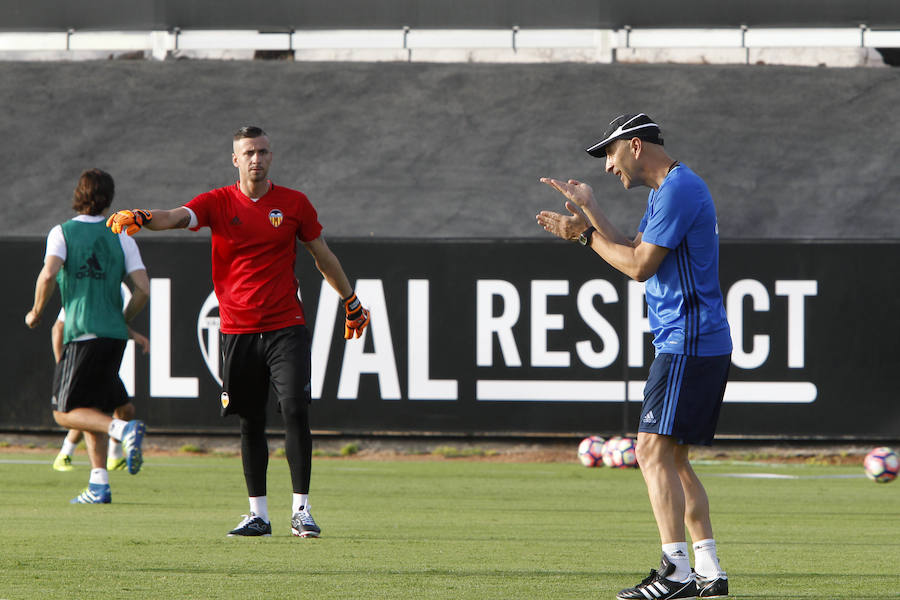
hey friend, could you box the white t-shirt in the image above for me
[45,214,145,273]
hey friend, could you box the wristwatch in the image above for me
[578,226,595,246]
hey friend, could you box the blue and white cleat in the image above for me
[121,420,146,475]
[70,483,111,504]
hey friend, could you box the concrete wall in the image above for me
[3,60,898,240]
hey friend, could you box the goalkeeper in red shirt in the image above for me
[108,126,370,538]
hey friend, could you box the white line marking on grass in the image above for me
[716,473,798,479]
[692,459,780,467]
[708,472,866,480]
[0,459,210,468]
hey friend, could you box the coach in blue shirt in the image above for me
[537,114,732,600]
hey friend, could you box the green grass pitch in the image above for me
[0,452,897,599]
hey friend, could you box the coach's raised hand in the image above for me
[106,209,153,236]
[539,178,597,210]
[342,292,370,339]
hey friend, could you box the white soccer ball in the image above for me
[609,436,639,469]
[601,436,621,468]
[864,447,899,483]
[577,435,605,467]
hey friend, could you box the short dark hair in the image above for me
[72,169,115,216]
[233,126,267,141]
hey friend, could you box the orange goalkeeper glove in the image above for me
[343,292,370,339]
[106,209,152,236]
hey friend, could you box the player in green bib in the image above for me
[26,169,150,504]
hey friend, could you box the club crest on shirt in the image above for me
[268,209,284,228]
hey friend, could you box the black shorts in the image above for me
[639,353,731,446]
[219,325,312,419]
[51,338,129,414]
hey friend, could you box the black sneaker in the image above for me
[290,507,321,538]
[227,513,271,537]
[616,554,697,600]
[696,573,728,598]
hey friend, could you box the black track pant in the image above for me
[221,325,313,497]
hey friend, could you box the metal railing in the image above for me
[0,26,897,64]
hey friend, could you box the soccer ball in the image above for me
[863,447,899,483]
[601,436,621,467]
[577,436,606,467]
[609,436,639,469]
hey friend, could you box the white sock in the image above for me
[249,496,269,522]
[292,493,309,514]
[89,468,109,485]
[61,439,77,456]
[693,538,724,578]
[108,438,123,460]
[662,542,692,582]
[108,419,128,441]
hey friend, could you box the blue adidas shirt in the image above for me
[638,164,732,356]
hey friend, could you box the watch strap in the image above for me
[578,226,596,246]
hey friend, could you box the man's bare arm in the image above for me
[123,269,150,322]
[538,177,668,281]
[142,207,192,231]
[25,255,64,328]
[302,236,354,299]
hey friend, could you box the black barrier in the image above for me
[4,237,899,440]
[4,0,900,31]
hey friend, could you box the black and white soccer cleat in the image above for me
[616,554,698,600]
